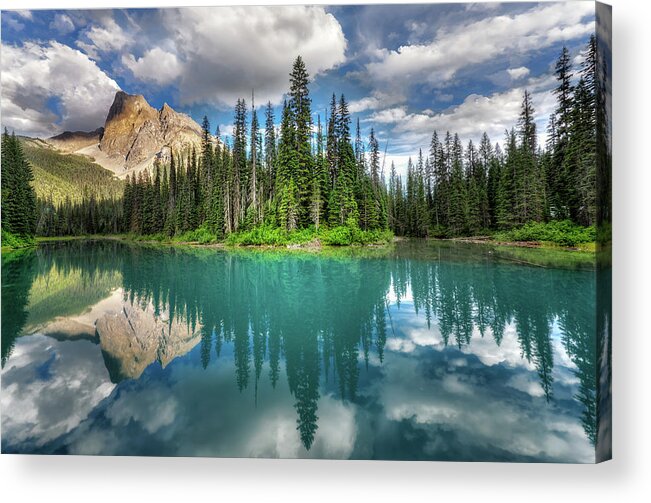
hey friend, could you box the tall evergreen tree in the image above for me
[232,98,248,230]
[288,56,313,226]
[1,130,37,237]
[264,102,277,199]
[549,46,574,219]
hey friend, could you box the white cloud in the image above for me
[379,353,594,462]
[145,6,346,107]
[4,16,25,32]
[106,387,178,434]
[14,10,33,20]
[76,15,133,60]
[1,335,115,449]
[349,89,406,113]
[368,71,558,171]
[507,66,530,80]
[435,92,454,102]
[50,13,75,35]
[122,47,182,86]
[366,2,594,87]
[349,96,382,114]
[217,124,236,140]
[1,41,120,137]
[365,107,408,124]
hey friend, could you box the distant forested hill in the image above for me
[20,137,124,205]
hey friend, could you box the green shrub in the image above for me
[226,224,393,247]
[1,229,35,249]
[351,227,394,245]
[494,220,596,247]
[226,225,289,246]
[429,225,449,239]
[322,226,352,246]
[286,227,317,245]
[173,226,219,244]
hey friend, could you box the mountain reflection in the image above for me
[2,240,598,452]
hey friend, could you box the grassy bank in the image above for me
[24,221,596,257]
[1,230,36,252]
[491,220,596,249]
[124,224,394,248]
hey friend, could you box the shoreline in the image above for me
[444,236,596,253]
[1,233,597,255]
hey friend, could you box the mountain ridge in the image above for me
[46,90,204,179]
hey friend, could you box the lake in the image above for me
[1,239,599,461]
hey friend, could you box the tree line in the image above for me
[4,38,599,243]
[388,35,599,238]
[121,56,389,238]
[121,39,598,241]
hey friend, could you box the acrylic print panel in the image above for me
[0,2,612,462]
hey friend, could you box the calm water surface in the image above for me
[1,240,598,461]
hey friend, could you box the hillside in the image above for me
[20,137,124,205]
[48,128,104,153]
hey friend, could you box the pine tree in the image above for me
[164,151,177,236]
[448,135,468,235]
[200,115,214,224]
[288,56,313,226]
[515,90,543,223]
[566,35,597,226]
[326,93,339,190]
[496,130,518,229]
[328,94,358,227]
[232,98,248,230]
[549,46,574,220]
[264,102,277,200]
[249,92,261,224]
[310,114,328,228]
[1,130,37,237]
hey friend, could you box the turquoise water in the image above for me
[1,240,598,461]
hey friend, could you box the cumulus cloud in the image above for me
[377,351,594,462]
[366,71,558,170]
[1,41,120,136]
[349,90,406,113]
[76,15,133,60]
[13,10,33,20]
[349,96,383,114]
[61,356,357,458]
[365,106,408,124]
[365,2,594,86]
[507,66,530,80]
[1,335,115,450]
[117,6,346,107]
[50,13,75,34]
[3,14,26,32]
[122,47,182,86]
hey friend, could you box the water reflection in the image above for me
[1,240,601,460]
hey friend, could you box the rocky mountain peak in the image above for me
[105,91,156,125]
[96,90,203,175]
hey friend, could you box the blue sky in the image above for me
[1,3,596,174]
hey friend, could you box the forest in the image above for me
[2,36,600,249]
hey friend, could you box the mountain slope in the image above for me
[20,137,124,205]
[48,128,104,153]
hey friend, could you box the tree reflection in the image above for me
[1,250,37,367]
[2,241,598,450]
[2,240,124,367]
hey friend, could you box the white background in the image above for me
[1,0,649,501]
